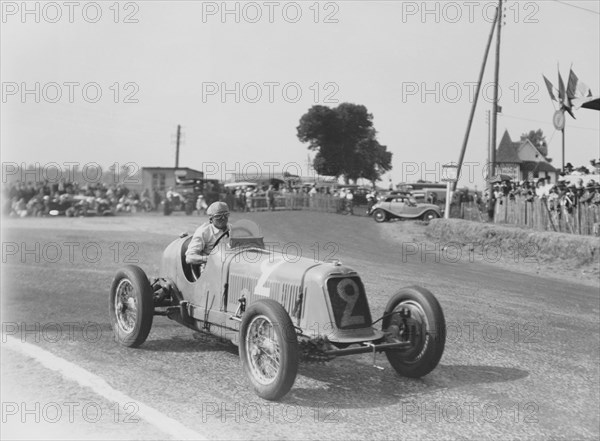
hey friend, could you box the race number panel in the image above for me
[326,277,372,329]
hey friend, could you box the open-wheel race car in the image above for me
[109,220,446,401]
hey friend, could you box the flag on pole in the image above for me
[558,70,575,118]
[543,75,556,101]
[567,69,578,99]
[558,71,566,102]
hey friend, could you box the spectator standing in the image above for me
[266,185,276,211]
[345,189,354,215]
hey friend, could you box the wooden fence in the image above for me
[223,193,599,236]
[450,198,600,236]
[492,198,600,236]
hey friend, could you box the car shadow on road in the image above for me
[139,330,240,355]
[289,362,529,409]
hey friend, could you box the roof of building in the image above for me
[520,161,557,173]
[496,130,555,171]
[496,131,522,163]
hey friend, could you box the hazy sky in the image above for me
[1,0,599,188]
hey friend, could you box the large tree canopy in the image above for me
[296,103,392,184]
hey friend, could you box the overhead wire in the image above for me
[551,0,600,15]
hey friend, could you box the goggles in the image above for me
[212,213,229,221]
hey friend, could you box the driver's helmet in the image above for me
[207,201,230,218]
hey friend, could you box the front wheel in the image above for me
[382,286,445,377]
[109,265,154,347]
[239,299,298,401]
[373,209,387,223]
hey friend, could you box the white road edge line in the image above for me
[3,336,205,441]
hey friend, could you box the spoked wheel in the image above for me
[373,209,388,223]
[109,265,154,347]
[239,299,298,401]
[382,286,445,377]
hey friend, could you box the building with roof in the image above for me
[141,167,204,194]
[495,130,558,182]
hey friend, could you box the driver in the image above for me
[185,201,232,266]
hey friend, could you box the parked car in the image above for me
[369,194,441,222]
[109,220,446,401]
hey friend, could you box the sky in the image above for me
[1,0,599,189]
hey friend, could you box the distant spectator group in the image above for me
[2,180,151,218]
[222,184,369,215]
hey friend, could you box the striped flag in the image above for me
[567,69,578,99]
[543,75,556,101]
[558,71,566,102]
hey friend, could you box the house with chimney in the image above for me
[495,130,558,182]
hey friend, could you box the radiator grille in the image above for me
[228,273,302,317]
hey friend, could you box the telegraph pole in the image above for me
[490,0,503,182]
[452,4,498,192]
[487,110,491,168]
[175,124,181,168]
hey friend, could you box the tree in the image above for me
[296,103,392,185]
[521,129,548,157]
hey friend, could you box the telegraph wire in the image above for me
[500,113,600,131]
[552,0,600,15]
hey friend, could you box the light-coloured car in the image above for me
[109,220,446,401]
[369,194,441,222]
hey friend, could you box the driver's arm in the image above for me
[185,227,209,265]
[186,253,208,265]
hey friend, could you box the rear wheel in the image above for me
[382,286,445,377]
[239,299,298,401]
[109,265,154,347]
[373,209,387,223]
[422,210,439,221]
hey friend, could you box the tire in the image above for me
[422,210,439,221]
[109,265,154,348]
[373,209,388,223]
[239,299,298,401]
[381,286,445,378]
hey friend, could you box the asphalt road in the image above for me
[1,211,599,440]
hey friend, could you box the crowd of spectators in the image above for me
[223,184,369,214]
[2,180,153,217]
[478,172,600,227]
[486,176,600,211]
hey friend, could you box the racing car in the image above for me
[109,220,446,400]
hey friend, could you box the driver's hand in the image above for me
[186,254,208,265]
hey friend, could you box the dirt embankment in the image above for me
[425,219,600,285]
